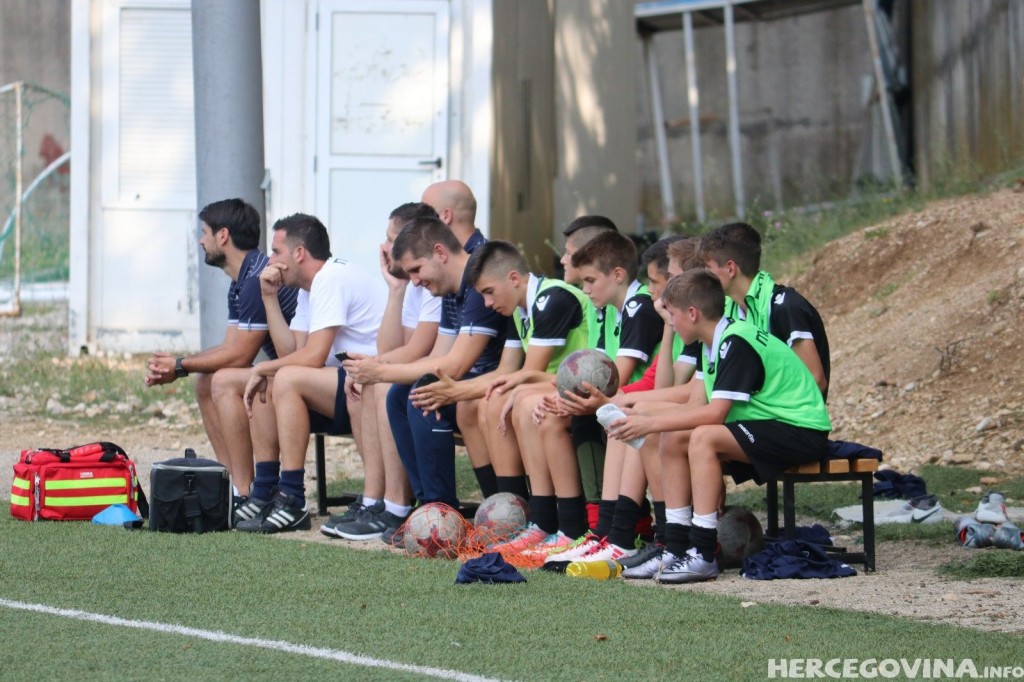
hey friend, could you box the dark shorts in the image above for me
[570,414,606,446]
[307,367,352,436]
[723,420,830,485]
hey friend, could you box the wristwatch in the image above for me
[174,357,189,378]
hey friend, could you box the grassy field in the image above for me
[0,514,1022,681]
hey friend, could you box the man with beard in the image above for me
[144,198,299,499]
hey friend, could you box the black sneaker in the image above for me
[319,499,366,537]
[234,494,276,530]
[331,501,409,541]
[381,525,405,549]
[256,492,311,534]
[618,542,665,570]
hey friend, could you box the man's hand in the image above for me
[379,241,406,292]
[144,352,176,386]
[344,373,362,402]
[410,368,459,412]
[259,262,287,298]
[242,368,269,418]
[611,390,638,409]
[342,353,383,385]
[654,297,672,325]
[484,373,522,400]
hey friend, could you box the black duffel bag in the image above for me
[149,448,231,533]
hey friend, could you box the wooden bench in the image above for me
[313,431,470,517]
[764,456,880,572]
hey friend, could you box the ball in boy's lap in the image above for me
[556,349,619,400]
[404,503,467,559]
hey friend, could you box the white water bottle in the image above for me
[596,403,646,450]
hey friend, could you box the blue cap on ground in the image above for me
[92,504,143,528]
[456,552,527,584]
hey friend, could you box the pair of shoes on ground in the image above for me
[955,492,1022,550]
[235,490,311,534]
[540,533,636,565]
[320,499,407,542]
[620,546,719,583]
[876,494,944,524]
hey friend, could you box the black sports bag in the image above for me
[149,448,231,533]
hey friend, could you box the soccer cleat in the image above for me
[234,494,274,525]
[657,547,719,584]
[544,533,600,564]
[621,546,667,580]
[976,492,1009,525]
[326,501,408,541]
[957,520,997,548]
[488,523,548,555]
[319,499,366,537]
[575,538,637,563]
[619,542,665,570]
[520,532,575,560]
[255,492,311,534]
[909,494,944,524]
[992,524,1024,551]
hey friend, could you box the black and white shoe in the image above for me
[256,492,311,534]
[234,493,275,526]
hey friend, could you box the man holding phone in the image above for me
[230,213,386,533]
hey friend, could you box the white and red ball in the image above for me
[403,503,466,559]
[556,348,619,400]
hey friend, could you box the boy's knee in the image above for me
[193,372,213,399]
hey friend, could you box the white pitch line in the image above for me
[0,598,503,682]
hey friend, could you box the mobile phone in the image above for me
[334,351,350,363]
[412,372,440,390]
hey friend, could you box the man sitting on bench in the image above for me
[605,269,832,583]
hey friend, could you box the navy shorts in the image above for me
[723,420,829,485]
[307,367,352,436]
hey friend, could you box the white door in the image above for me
[315,0,449,274]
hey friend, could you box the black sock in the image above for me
[665,522,691,559]
[595,499,615,538]
[557,495,589,539]
[690,525,718,562]
[496,475,530,501]
[529,495,558,534]
[608,495,643,549]
[653,501,667,544]
[473,465,498,499]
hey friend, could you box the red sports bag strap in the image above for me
[67,442,128,462]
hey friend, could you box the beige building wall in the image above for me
[554,0,637,244]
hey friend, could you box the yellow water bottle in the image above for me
[566,560,622,580]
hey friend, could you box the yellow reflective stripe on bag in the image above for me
[44,494,129,507]
[10,494,30,507]
[12,477,30,490]
[44,478,127,491]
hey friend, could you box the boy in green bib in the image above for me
[606,269,831,583]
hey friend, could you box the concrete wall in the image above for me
[554,0,637,241]
[490,0,557,272]
[638,3,872,224]
[912,0,1024,189]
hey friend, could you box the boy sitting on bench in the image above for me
[606,269,832,583]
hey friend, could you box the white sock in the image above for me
[384,499,411,517]
[362,496,379,507]
[666,506,693,526]
[693,511,718,529]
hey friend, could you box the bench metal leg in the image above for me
[765,479,779,537]
[861,473,876,572]
[782,477,797,538]
[315,433,329,516]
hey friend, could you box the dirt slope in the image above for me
[787,187,1024,474]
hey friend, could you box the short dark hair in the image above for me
[668,237,702,270]
[698,222,762,275]
[392,215,463,261]
[563,214,619,237]
[570,230,638,281]
[389,202,438,225]
[198,198,261,251]
[465,240,528,287]
[662,268,724,319]
[272,213,332,261]
[641,235,688,277]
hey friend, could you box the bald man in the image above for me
[421,180,480,248]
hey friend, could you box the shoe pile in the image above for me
[956,492,1022,551]
[876,494,944,524]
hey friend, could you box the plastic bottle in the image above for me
[565,560,623,580]
[595,404,646,450]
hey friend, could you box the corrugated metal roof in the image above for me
[635,0,859,32]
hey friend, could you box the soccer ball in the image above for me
[716,506,765,569]
[473,493,529,543]
[555,349,619,400]
[403,503,467,559]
